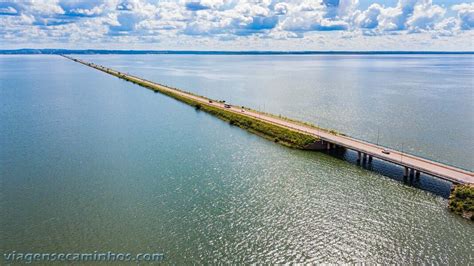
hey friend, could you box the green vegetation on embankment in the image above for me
[102,67,319,149]
[241,107,344,136]
[449,184,474,221]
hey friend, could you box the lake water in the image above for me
[1,55,473,264]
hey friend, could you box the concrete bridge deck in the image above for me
[63,55,474,185]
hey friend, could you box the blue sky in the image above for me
[0,0,473,50]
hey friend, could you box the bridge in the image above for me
[62,55,474,185]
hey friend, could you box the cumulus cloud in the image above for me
[274,3,288,15]
[434,17,458,37]
[181,1,280,36]
[406,0,445,32]
[0,0,472,49]
[355,4,382,29]
[27,0,65,16]
[354,0,448,35]
[278,0,356,33]
[452,3,474,30]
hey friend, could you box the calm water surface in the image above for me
[1,55,473,264]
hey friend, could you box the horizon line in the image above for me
[1,48,473,55]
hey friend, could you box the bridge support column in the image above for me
[409,168,415,178]
[357,151,361,162]
[404,166,409,178]
[415,170,420,179]
[368,155,373,163]
[327,142,331,150]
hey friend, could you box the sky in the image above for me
[0,0,473,51]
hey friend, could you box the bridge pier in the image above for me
[410,168,415,178]
[357,151,361,162]
[404,166,409,178]
[368,155,373,163]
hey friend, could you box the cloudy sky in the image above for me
[0,0,473,50]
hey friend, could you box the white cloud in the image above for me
[279,0,355,33]
[274,3,288,15]
[379,0,443,31]
[406,0,445,32]
[26,0,65,16]
[433,17,458,37]
[0,0,472,50]
[452,3,474,30]
[354,0,448,35]
[354,4,382,29]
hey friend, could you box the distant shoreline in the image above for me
[1,49,473,55]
